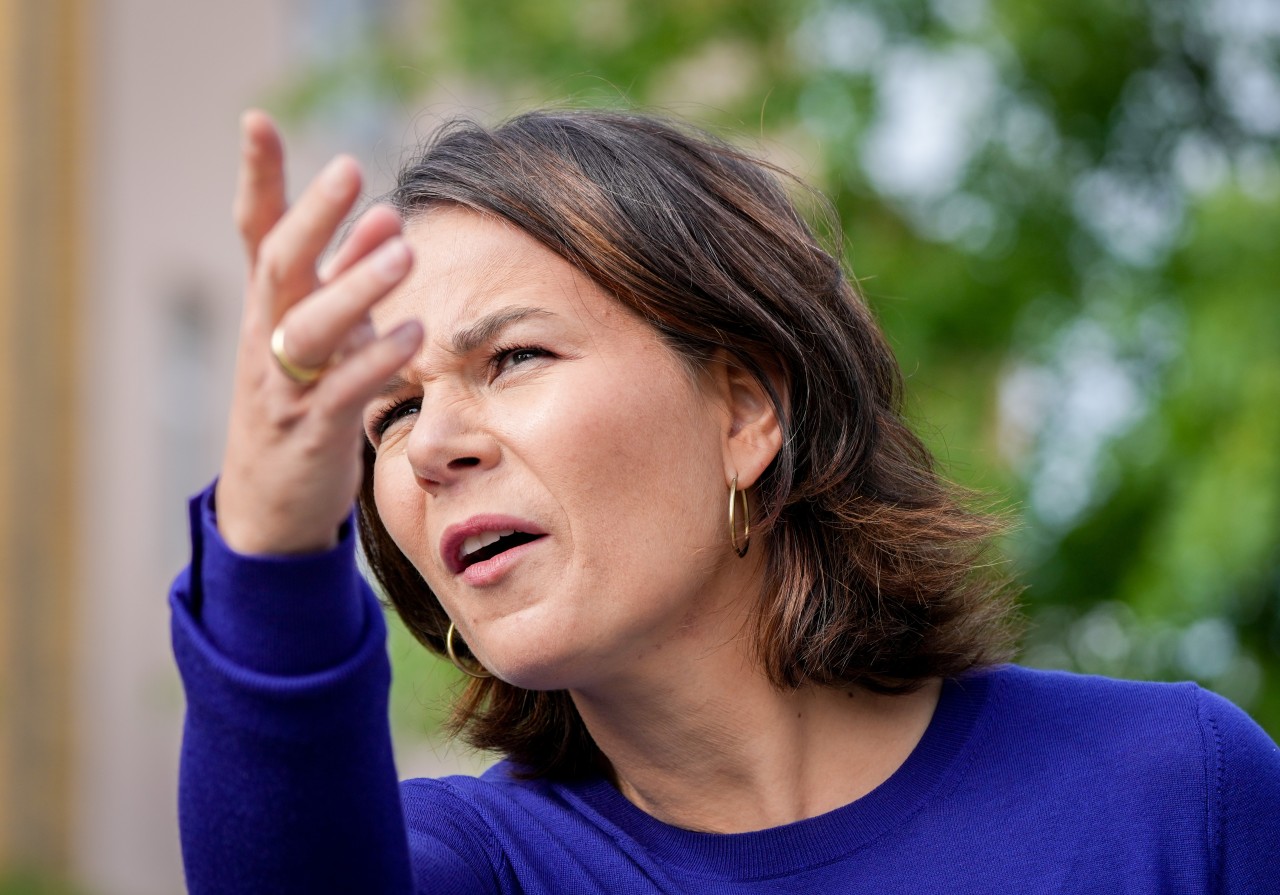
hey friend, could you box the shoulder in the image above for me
[399,771,512,894]
[399,761,601,894]
[401,762,687,893]
[401,760,570,818]
[950,666,1213,819]
[983,664,1216,757]
[967,665,1262,812]
[986,663,1278,750]
[1189,681,1280,777]
[1188,685,1280,891]
[402,760,593,841]
[984,665,1278,774]
[975,665,1280,888]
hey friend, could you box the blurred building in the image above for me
[0,0,81,882]
[0,1,431,892]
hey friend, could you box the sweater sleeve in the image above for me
[170,484,414,894]
[1195,686,1280,894]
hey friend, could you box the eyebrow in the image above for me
[448,305,555,356]
[371,305,556,400]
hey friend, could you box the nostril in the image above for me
[448,456,481,470]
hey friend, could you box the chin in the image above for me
[459,600,578,689]
[478,631,600,692]
[487,657,580,692]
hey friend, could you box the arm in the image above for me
[172,488,413,894]
[173,111,425,893]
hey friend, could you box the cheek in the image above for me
[517,358,724,571]
[372,457,429,571]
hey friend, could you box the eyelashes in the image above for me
[491,343,552,374]
[366,343,554,445]
[369,397,420,439]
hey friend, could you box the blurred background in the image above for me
[1,0,1277,891]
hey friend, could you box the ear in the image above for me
[708,351,783,490]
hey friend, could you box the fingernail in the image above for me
[321,156,355,197]
[374,239,411,281]
[392,321,422,349]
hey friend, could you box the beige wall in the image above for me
[73,1,296,892]
[1,0,85,876]
[0,0,18,863]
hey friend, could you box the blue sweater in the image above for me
[172,489,1280,893]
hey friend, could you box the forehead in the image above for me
[371,206,612,333]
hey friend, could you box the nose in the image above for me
[404,393,500,490]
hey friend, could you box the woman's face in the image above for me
[365,207,754,691]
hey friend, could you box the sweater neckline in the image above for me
[564,669,996,880]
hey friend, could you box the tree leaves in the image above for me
[286,0,1280,732]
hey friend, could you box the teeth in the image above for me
[460,530,515,560]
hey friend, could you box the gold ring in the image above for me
[270,324,327,385]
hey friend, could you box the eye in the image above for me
[491,344,552,376]
[367,397,420,444]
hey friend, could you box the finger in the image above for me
[318,204,403,284]
[314,320,424,417]
[233,110,288,267]
[276,237,412,370]
[338,316,377,356]
[255,154,362,319]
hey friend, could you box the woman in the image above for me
[172,109,1280,893]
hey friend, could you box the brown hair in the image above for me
[357,109,1019,778]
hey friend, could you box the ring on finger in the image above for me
[270,324,328,385]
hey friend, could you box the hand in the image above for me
[214,110,423,555]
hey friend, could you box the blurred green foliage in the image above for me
[385,602,465,739]
[0,873,84,895]
[287,0,1280,737]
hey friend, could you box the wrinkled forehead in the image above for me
[369,205,630,341]
[403,207,540,301]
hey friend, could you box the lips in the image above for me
[441,515,548,576]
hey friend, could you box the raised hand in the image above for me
[215,110,423,556]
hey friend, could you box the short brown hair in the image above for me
[357,110,1019,778]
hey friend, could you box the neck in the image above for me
[570,634,941,834]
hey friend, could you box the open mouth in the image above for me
[458,530,545,570]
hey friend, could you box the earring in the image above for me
[445,621,492,679]
[728,473,751,558]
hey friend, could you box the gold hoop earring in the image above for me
[728,473,751,558]
[445,621,492,679]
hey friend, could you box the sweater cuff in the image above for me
[186,482,369,676]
